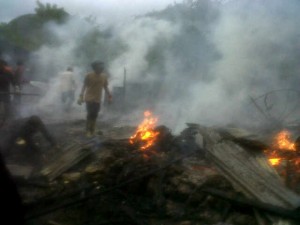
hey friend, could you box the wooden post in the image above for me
[123,67,126,102]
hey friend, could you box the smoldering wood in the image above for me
[10,120,300,225]
[25,150,197,220]
[190,124,300,225]
[40,141,94,181]
[201,188,300,220]
[193,124,300,210]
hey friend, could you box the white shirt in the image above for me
[59,71,76,92]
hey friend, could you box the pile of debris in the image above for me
[7,118,300,225]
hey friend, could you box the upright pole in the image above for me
[123,67,127,106]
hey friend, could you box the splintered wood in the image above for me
[18,122,300,225]
[41,141,93,181]
[194,125,300,209]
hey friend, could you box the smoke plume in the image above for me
[20,0,300,132]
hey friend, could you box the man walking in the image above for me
[78,61,112,137]
[59,66,77,112]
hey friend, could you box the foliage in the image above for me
[0,0,220,82]
[35,0,69,24]
[0,1,69,52]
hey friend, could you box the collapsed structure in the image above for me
[4,111,300,225]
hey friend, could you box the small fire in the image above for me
[274,130,295,151]
[265,130,300,175]
[130,110,159,151]
[269,158,281,166]
[267,130,296,166]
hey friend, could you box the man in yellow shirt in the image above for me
[78,61,112,136]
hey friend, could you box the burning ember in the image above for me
[130,110,159,151]
[266,130,296,165]
[274,130,295,151]
[269,158,281,166]
[265,130,300,179]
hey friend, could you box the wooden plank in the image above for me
[194,125,300,210]
[41,141,93,181]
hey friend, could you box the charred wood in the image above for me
[202,188,300,221]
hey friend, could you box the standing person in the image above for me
[13,60,25,105]
[77,61,112,137]
[0,59,17,121]
[59,67,77,112]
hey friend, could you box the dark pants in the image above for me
[86,102,100,120]
[0,94,12,121]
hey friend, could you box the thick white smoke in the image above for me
[202,0,300,129]
[155,0,300,132]
[21,0,300,132]
[21,18,96,121]
[110,18,180,85]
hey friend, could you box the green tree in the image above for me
[35,0,69,24]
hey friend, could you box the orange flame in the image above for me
[269,158,281,166]
[274,130,295,151]
[266,130,296,165]
[265,130,300,178]
[130,111,159,151]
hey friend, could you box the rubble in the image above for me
[6,120,300,225]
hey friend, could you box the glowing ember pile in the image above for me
[265,130,300,174]
[130,110,160,151]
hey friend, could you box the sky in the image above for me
[0,0,183,23]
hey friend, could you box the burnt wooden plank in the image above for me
[194,125,300,210]
[41,141,93,181]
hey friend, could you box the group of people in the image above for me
[0,59,113,161]
[0,59,112,156]
[59,61,112,137]
[0,60,113,157]
[0,60,112,224]
[0,59,112,142]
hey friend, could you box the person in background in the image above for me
[0,59,18,121]
[59,67,77,112]
[13,60,25,105]
[77,61,112,137]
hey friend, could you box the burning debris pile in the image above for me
[7,112,300,225]
[264,130,300,191]
[129,110,160,154]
